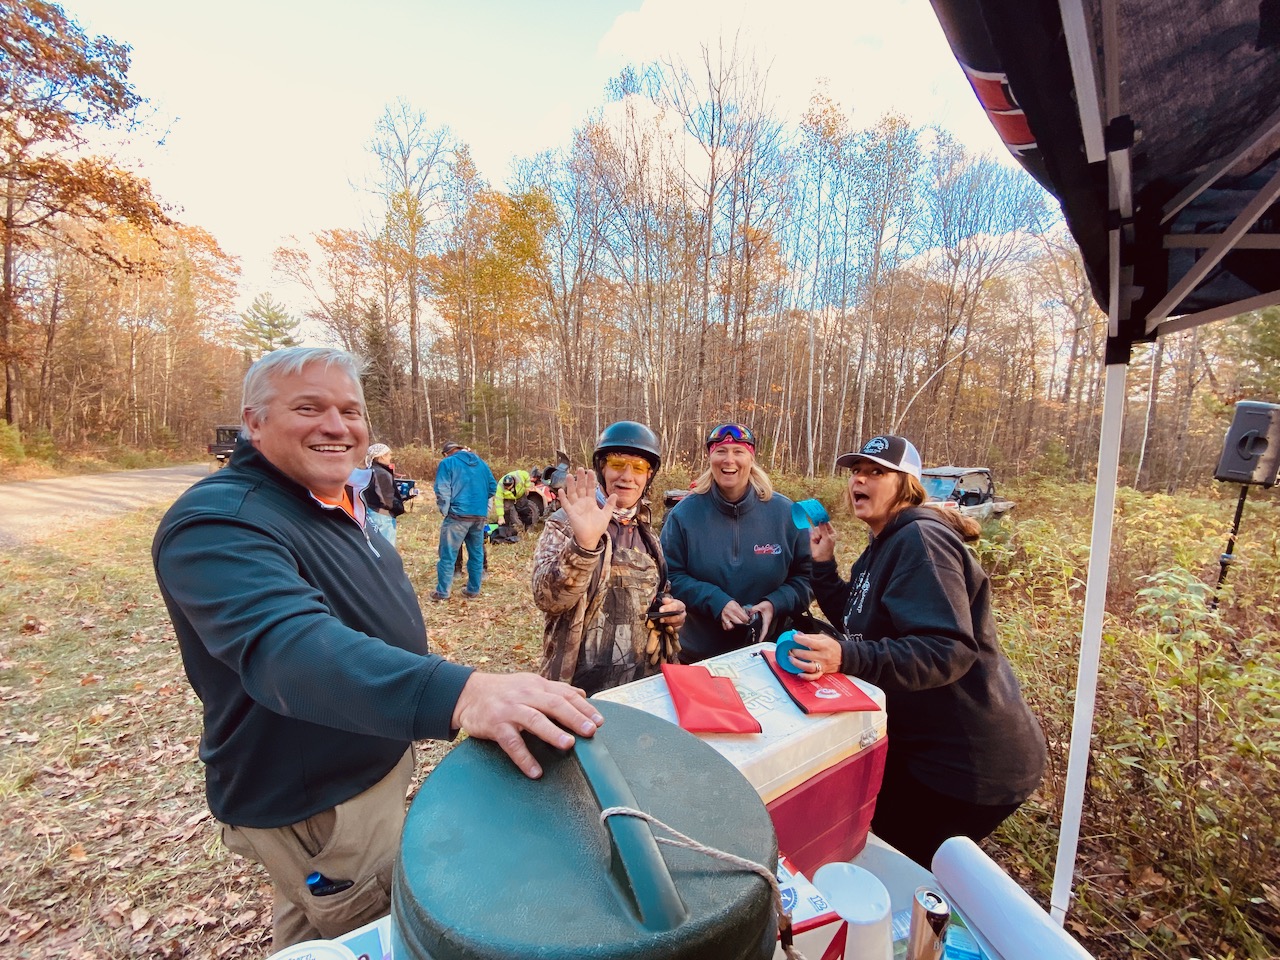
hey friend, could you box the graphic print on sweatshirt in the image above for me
[753,542,782,555]
[846,569,872,620]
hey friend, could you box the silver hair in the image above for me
[240,347,366,436]
[366,442,391,468]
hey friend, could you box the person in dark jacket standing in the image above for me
[660,422,812,662]
[787,434,1046,868]
[361,442,403,546]
[152,347,601,950]
[432,441,497,600]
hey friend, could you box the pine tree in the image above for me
[237,293,301,357]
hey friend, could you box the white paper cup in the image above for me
[264,940,358,960]
[812,862,893,960]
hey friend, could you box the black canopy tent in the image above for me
[926,0,1280,926]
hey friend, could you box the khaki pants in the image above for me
[219,750,413,948]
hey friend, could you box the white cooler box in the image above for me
[594,642,888,878]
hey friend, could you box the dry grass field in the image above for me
[0,502,562,959]
[2,476,1277,959]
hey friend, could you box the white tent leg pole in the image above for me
[1049,360,1127,925]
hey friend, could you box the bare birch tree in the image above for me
[368,99,454,432]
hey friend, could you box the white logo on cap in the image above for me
[864,437,890,454]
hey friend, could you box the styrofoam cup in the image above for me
[812,862,893,960]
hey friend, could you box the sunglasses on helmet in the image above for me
[706,423,756,448]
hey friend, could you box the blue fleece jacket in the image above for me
[660,483,812,662]
[433,449,497,519]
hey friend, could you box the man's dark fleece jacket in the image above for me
[811,507,1045,806]
[152,440,474,828]
[661,483,812,662]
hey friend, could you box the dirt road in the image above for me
[0,463,209,548]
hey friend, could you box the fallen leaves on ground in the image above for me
[0,507,543,960]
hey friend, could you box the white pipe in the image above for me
[1145,163,1280,329]
[1057,0,1106,163]
[1049,360,1127,924]
[1159,290,1280,334]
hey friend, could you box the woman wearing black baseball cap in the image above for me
[785,434,1046,868]
[660,422,813,662]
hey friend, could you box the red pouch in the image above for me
[762,649,881,715]
[661,663,762,734]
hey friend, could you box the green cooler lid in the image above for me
[392,700,778,960]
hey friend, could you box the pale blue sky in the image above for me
[71,0,1006,310]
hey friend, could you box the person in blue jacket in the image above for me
[432,441,497,600]
[152,347,601,949]
[660,422,812,662]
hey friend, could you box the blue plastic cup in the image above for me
[774,630,811,675]
[791,498,830,529]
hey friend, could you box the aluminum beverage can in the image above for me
[904,885,950,960]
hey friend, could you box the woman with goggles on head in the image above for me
[532,421,686,695]
[659,423,813,663]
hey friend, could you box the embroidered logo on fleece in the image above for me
[754,543,782,555]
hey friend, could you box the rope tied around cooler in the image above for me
[599,805,809,960]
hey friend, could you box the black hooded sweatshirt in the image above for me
[811,507,1045,805]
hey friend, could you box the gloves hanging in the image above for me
[644,620,681,666]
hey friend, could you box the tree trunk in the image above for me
[1135,340,1164,489]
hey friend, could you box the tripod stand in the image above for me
[1210,484,1249,611]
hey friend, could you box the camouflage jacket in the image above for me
[532,509,678,695]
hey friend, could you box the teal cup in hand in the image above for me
[791,498,830,529]
[774,630,811,674]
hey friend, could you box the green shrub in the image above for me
[991,493,1280,959]
[85,446,157,470]
[388,443,434,484]
[0,420,24,464]
[151,425,180,451]
[21,427,56,462]
[1032,438,1071,479]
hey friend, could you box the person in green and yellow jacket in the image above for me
[496,468,537,534]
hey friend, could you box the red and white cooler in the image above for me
[594,642,888,878]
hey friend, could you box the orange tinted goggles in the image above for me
[603,454,653,475]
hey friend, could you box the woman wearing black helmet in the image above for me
[660,422,813,662]
[532,421,686,695]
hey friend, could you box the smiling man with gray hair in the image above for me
[152,346,601,949]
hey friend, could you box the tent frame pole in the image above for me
[1161,103,1280,224]
[1057,0,1106,162]
[1049,360,1127,924]
[1145,164,1280,329]
[1158,289,1280,335]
